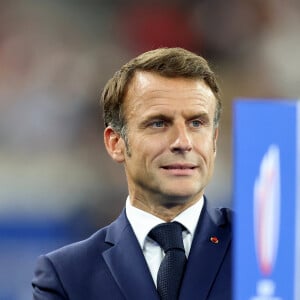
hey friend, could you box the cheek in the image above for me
[137,135,167,154]
[195,136,216,161]
[141,146,165,166]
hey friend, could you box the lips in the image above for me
[161,163,197,176]
[162,163,197,170]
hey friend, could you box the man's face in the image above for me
[106,71,218,208]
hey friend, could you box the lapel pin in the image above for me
[210,236,219,244]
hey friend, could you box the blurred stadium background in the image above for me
[0,1,299,299]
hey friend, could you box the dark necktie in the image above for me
[149,222,187,300]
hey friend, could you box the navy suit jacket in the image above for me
[32,200,232,300]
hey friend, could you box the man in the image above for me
[32,47,232,300]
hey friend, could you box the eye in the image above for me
[190,120,202,128]
[150,120,165,128]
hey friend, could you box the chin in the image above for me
[162,188,201,202]
[166,181,200,193]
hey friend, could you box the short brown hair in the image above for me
[101,47,221,133]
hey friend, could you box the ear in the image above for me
[213,127,219,153]
[104,126,125,163]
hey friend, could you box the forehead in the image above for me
[124,71,216,115]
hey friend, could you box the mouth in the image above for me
[162,163,197,170]
[161,163,197,175]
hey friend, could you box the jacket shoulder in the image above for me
[46,209,128,262]
[205,199,233,227]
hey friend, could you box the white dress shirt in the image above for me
[125,196,204,286]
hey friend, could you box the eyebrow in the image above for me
[140,111,211,126]
[139,113,173,126]
[190,112,211,124]
[186,112,209,119]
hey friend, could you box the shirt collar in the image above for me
[126,196,204,249]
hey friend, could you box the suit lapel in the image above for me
[179,201,232,300]
[102,210,159,300]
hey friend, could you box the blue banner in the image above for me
[233,99,300,300]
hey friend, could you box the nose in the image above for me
[169,123,192,153]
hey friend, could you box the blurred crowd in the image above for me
[1,0,300,237]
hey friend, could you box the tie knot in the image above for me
[149,221,185,253]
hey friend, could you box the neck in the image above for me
[129,194,202,222]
